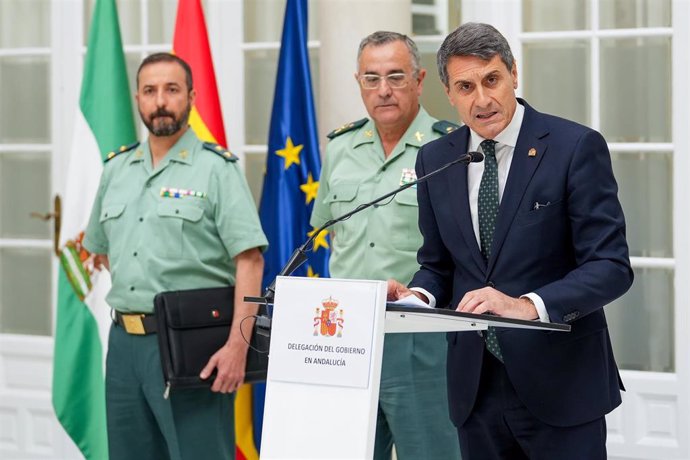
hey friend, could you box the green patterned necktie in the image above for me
[478,139,503,362]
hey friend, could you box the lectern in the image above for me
[256,276,569,460]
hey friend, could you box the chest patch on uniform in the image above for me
[160,187,207,199]
[399,168,417,187]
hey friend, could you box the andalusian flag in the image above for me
[52,0,136,458]
[173,1,258,459]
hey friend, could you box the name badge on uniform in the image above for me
[399,168,417,188]
[160,187,207,199]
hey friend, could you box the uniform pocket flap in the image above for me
[100,204,125,222]
[393,189,418,206]
[325,184,359,203]
[157,202,204,222]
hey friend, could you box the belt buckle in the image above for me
[122,314,146,335]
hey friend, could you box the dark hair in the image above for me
[437,22,514,87]
[136,52,193,91]
[357,31,421,76]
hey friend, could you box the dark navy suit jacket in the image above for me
[410,99,633,428]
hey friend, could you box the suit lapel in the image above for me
[487,103,549,274]
[444,128,486,273]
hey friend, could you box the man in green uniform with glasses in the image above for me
[83,53,267,460]
[311,31,461,460]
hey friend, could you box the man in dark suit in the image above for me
[387,23,633,460]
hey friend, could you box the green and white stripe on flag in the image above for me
[52,0,136,458]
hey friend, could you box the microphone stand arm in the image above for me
[261,153,474,301]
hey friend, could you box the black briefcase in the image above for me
[154,286,269,395]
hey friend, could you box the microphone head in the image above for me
[467,151,484,163]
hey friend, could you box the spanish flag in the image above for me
[173,1,258,459]
[173,0,226,147]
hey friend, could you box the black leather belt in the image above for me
[114,311,157,335]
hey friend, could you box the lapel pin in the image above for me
[528,148,537,157]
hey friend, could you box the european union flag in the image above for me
[259,0,329,286]
[255,0,329,449]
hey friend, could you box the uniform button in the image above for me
[139,217,143,222]
[146,183,152,188]
[369,242,375,248]
[381,166,387,172]
[487,281,495,288]
[175,209,180,214]
[133,251,138,257]
[130,286,135,291]
[333,195,337,199]
[104,213,108,218]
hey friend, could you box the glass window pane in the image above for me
[600,37,671,142]
[522,0,589,32]
[607,267,674,372]
[600,0,671,29]
[0,0,50,47]
[612,152,672,258]
[116,0,142,45]
[0,56,50,143]
[0,153,51,240]
[419,47,462,126]
[413,14,439,36]
[244,49,320,145]
[245,152,267,207]
[0,248,52,336]
[244,0,318,42]
[149,0,178,45]
[522,40,590,126]
[125,52,143,137]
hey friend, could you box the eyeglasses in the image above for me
[358,73,410,90]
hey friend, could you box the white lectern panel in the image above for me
[261,277,387,460]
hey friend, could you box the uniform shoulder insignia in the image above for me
[432,120,461,136]
[104,141,140,163]
[327,118,368,139]
[202,142,237,162]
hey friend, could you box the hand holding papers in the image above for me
[389,294,432,308]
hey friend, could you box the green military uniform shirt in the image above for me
[311,107,446,285]
[312,108,461,460]
[84,129,268,313]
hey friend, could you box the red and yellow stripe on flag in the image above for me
[172,1,258,460]
[173,0,226,147]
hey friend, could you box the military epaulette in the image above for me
[327,118,368,139]
[202,142,237,162]
[432,120,460,136]
[105,142,140,163]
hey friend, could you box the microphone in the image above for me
[257,150,484,303]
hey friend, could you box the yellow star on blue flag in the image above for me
[307,227,329,252]
[300,172,319,204]
[275,136,303,170]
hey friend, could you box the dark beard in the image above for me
[142,103,191,137]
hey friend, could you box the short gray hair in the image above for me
[437,22,514,87]
[357,31,421,76]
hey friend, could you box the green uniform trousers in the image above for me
[373,333,461,460]
[105,324,235,460]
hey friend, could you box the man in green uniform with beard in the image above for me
[83,53,267,460]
